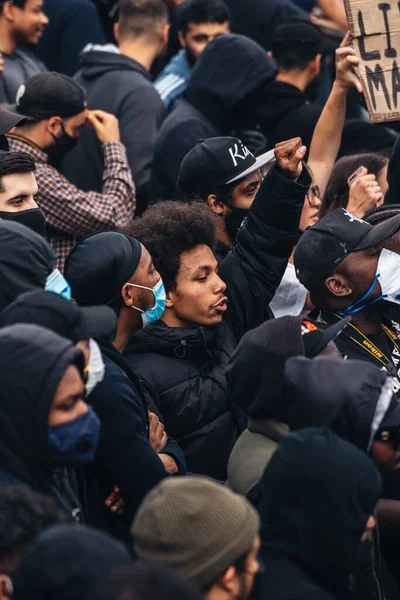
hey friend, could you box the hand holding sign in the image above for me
[344,0,400,122]
[275,138,306,181]
[335,33,362,93]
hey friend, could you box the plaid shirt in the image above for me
[8,135,136,270]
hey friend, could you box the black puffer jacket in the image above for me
[125,162,311,479]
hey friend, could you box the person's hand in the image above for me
[0,53,4,76]
[159,453,179,475]
[105,486,124,515]
[86,110,120,144]
[149,411,168,453]
[275,138,306,181]
[335,32,362,93]
[347,167,383,217]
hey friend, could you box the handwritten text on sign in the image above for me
[344,1,400,122]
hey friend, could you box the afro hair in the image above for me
[124,201,218,292]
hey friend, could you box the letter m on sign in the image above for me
[344,0,400,122]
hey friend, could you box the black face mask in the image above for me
[225,207,249,241]
[46,123,78,165]
[0,208,46,236]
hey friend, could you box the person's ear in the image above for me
[121,283,135,308]
[325,275,352,297]
[0,575,13,600]
[178,31,186,48]
[207,194,226,215]
[219,566,239,596]
[161,23,170,46]
[3,1,16,22]
[165,289,174,309]
[267,50,273,58]
[310,54,322,77]
[46,116,62,137]
[113,22,120,44]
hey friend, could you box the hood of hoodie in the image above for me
[125,320,220,361]
[78,44,150,81]
[226,316,305,417]
[259,428,381,594]
[0,324,84,490]
[284,356,393,452]
[0,220,56,311]
[248,80,310,128]
[185,34,277,130]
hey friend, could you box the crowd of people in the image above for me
[1,0,400,599]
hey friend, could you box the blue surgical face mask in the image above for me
[48,407,101,466]
[45,268,72,301]
[126,278,166,327]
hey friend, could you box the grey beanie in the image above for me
[131,476,260,589]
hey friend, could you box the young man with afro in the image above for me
[124,137,311,480]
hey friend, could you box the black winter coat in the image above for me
[83,342,186,542]
[125,162,311,479]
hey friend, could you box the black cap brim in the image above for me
[308,316,351,357]
[6,104,35,123]
[0,108,27,134]
[77,305,116,341]
[355,213,400,251]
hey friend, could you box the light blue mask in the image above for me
[127,278,166,327]
[45,268,72,301]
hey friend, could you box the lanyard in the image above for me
[320,311,400,377]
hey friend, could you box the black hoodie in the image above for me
[0,221,56,311]
[0,324,85,517]
[257,428,381,600]
[149,34,277,203]
[61,46,165,214]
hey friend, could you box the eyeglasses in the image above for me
[306,185,321,207]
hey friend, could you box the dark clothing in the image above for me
[253,80,322,152]
[385,133,400,205]
[319,306,400,400]
[84,341,185,541]
[224,0,310,51]
[0,220,56,311]
[149,34,277,203]
[62,47,164,214]
[0,49,46,104]
[125,163,311,479]
[0,324,84,519]
[38,0,105,76]
[256,428,382,600]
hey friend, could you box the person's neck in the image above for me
[0,22,17,54]
[10,127,43,149]
[161,310,197,329]
[119,38,159,72]
[217,217,233,249]
[348,304,383,336]
[275,70,310,93]
[206,585,232,600]
[113,310,142,353]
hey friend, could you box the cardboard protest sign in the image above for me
[344,0,400,122]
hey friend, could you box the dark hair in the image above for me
[0,0,27,10]
[124,201,217,292]
[91,561,203,600]
[270,22,323,71]
[364,204,400,225]
[177,0,230,35]
[0,150,36,193]
[119,0,168,38]
[0,483,70,570]
[320,153,388,219]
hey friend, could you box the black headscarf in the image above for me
[0,324,84,491]
[0,221,56,311]
[64,231,142,308]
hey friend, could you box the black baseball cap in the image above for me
[178,137,275,196]
[301,317,351,357]
[294,208,400,290]
[8,72,87,122]
[0,290,117,343]
[0,108,26,150]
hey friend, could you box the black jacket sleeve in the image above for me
[89,372,168,521]
[220,163,311,341]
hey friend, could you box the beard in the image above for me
[185,45,197,68]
